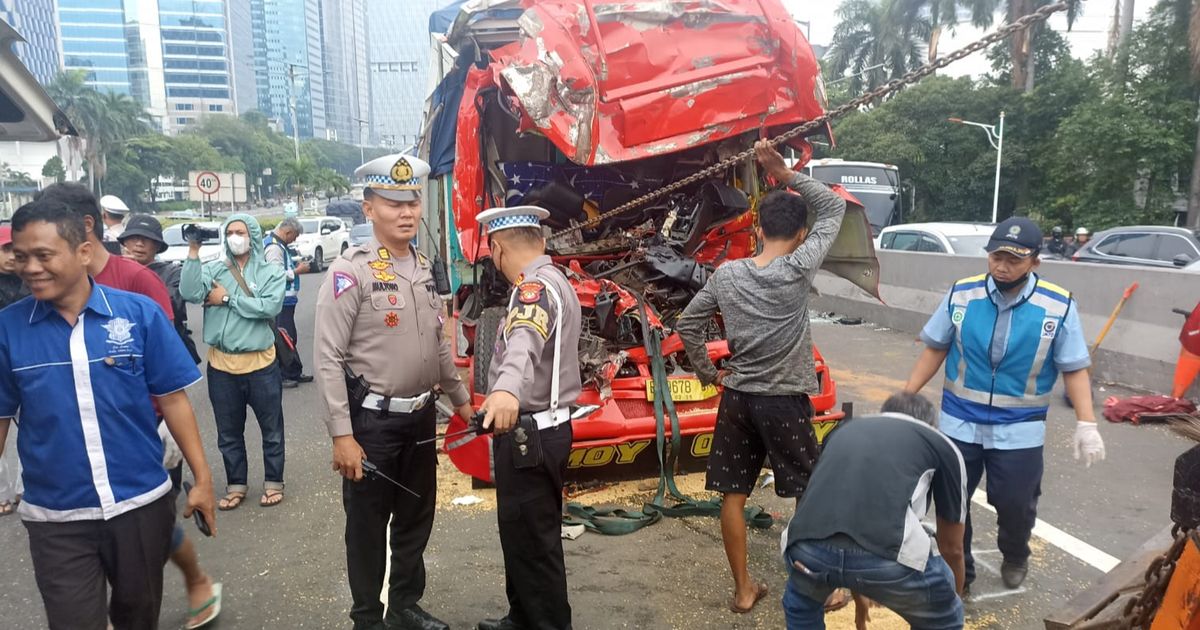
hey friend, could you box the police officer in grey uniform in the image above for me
[475,206,582,630]
[314,154,474,630]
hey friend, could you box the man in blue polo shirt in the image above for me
[0,200,217,630]
[905,217,1106,593]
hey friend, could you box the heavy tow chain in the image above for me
[548,2,1068,242]
[1122,525,1199,628]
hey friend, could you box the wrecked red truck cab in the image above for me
[431,0,880,482]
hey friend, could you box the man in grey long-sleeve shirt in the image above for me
[676,140,846,614]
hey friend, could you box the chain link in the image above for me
[1121,525,1198,628]
[547,2,1068,241]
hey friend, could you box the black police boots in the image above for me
[1000,559,1028,589]
[477,617,523,630]
[389,605,449,630]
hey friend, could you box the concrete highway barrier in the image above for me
[811,250,1200,395]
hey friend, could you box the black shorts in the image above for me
[705,387,819,498]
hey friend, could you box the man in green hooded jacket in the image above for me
[181,214,288,510]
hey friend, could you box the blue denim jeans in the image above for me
[783,539,963,630]
[207,362,285,492]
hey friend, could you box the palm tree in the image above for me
[45,71,92,188]
[827,0,934,94]
[278,158,317,206]
[314,168,350,199]
[44,71,150,193]
[918,0,1001,61]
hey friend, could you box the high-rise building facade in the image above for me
[226,0,257,117]
[53,0,239,133]
[322,0,369,145]
[251,0,326,140]
[56,0,137,97]
[367,0,439,149]
[159,0,235,134]
[1,0,59,85]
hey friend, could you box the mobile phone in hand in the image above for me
[181,481,213,537]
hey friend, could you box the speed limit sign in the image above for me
[196,171,220,195]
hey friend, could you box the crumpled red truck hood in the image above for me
[490,0,827,165]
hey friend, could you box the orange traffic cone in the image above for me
[1173,348,1200,399]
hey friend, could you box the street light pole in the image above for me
[353,117,369,164]
[949,111,1006,223]
[286,63,303,162]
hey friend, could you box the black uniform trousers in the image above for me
[950,438,1044,585]
[343,403,437,630]
[24,493,174,630]
[493,420,574,630]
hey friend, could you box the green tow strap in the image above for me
[562,299,773,535]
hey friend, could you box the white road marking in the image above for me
[970,587,1029,602]
[972,491,1120,573]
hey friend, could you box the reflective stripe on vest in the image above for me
[265,235,299,301]
[943,274,1071,424]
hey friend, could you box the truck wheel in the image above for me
[312,247,323,273]
[473,306,506,395]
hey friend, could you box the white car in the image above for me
[161,222,224,264]
[294,216,350,272]
[876,222,995,256]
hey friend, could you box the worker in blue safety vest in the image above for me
[904,216,1107,594]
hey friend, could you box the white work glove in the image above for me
[1072,421,1106,467]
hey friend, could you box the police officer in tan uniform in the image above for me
[474,206,582,630]
[314,154,474,630]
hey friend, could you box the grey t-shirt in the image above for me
[676,172,845,395]
[783,414,968,571]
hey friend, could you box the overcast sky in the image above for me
[780,0,1153,78]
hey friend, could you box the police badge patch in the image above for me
[333,272,357,299]
[518,282,543,304]
[390,158,413,182]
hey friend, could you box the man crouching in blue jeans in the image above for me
[781,392,967,629]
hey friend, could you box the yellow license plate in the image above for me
[645,377,718,402]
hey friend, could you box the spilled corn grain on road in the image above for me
[0,276,1187,628]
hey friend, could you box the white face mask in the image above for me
[227,234,250,256]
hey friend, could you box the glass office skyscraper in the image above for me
[251,0,326,140]
[159,0,234,133]
[322,0,369,145]
[56,0,135,96]
[226,0,257,118]
[52,0,236,132]
[1,0,59,85]
[367,0,439,149]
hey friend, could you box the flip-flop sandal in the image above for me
[0,501,13,516]
[184,582,222,630]
[824,588,851,612]
[729,582,769,614]
[218,492,245,511]
[260,490,284,507]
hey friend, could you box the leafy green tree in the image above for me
[42,156,66,182]
[827,0,933,94]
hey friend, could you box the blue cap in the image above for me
[986,217,1042,258]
